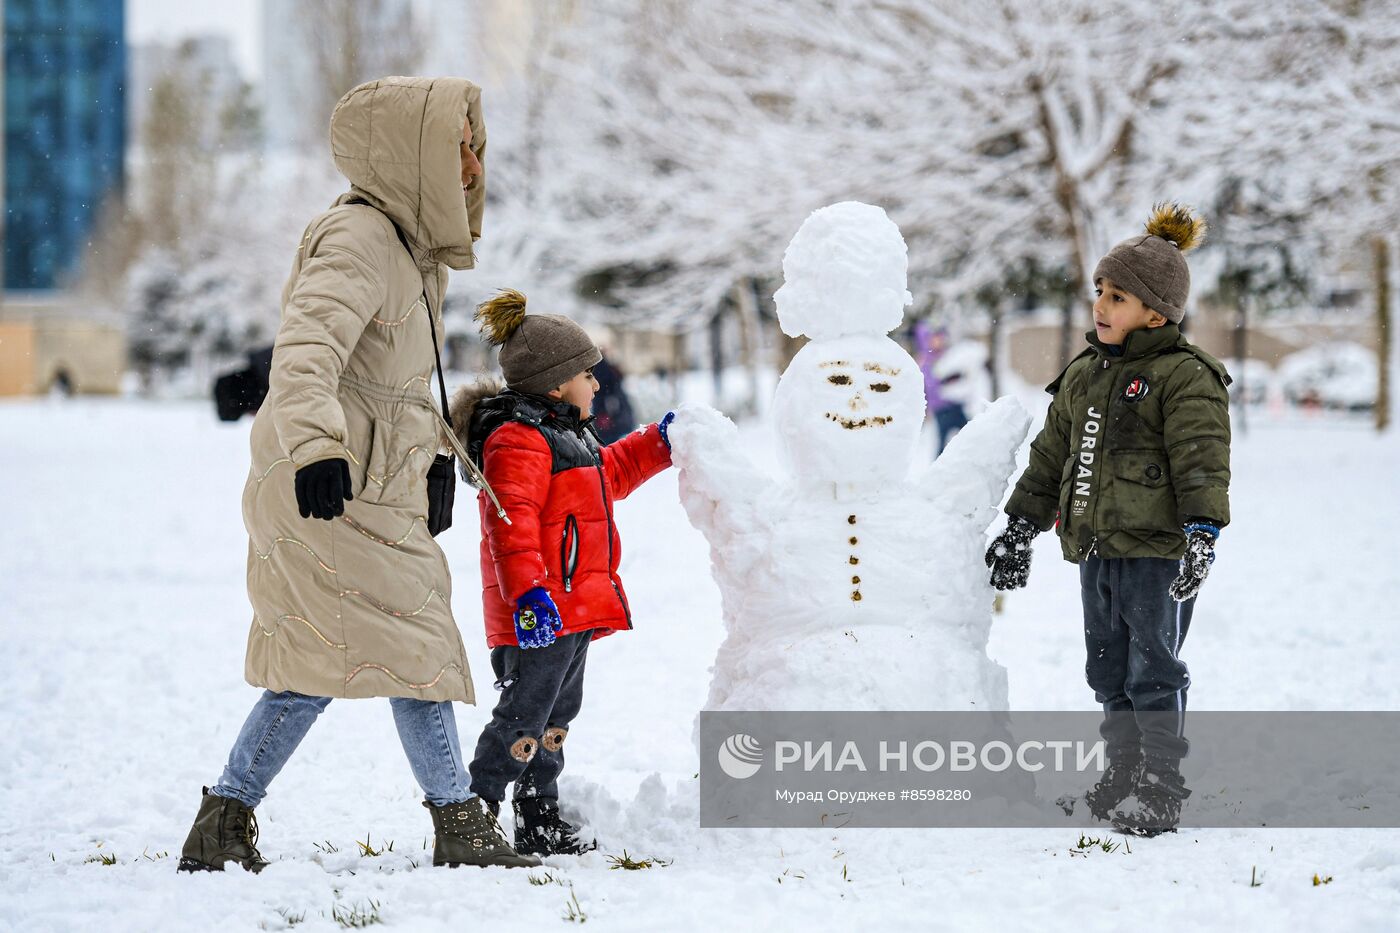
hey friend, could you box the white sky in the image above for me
[126,0,262,82]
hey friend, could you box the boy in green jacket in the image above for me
[986,203,1231,836]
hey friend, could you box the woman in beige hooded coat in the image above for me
[179,77,537,873]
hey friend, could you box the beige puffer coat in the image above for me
[242,77,487,702]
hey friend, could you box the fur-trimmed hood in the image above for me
[449,376,505,470]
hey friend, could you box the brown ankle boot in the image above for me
[177,787,269,874]
[423,797,541,868]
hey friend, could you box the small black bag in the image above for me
[426,453,455,536]
[423,287,456,538]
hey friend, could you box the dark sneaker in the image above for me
[424,797,541,868]
[513,797,598,857]
[1084,754,1143,822]
[177,787,270,874]
[1112,762,1191,837]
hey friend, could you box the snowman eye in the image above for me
[828,374,852,386]
[870,382,891,392]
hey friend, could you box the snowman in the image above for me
[668,202,1031,712]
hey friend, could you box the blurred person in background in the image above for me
[590,351,638,444]
[912,320,970,456]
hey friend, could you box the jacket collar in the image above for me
[502,389,589,428]
[1083,323,1183,362]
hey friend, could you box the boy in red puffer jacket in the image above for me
[449,289,674,857]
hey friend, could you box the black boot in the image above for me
[513,797,597,857]
[177,787,270,874]
[1083,753,1143,822]
[423,797,541,868]
[1112,759,1191,837]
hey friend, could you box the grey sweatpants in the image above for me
[1080,555,1195,763]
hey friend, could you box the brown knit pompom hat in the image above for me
[475,289,601,395]
[1093,203,1208,323]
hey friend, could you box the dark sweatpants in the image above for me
[468,629,591,803]
[1080,555,1195,763]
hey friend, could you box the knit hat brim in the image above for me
[508,345,603,395]
[1093,252,1185,324]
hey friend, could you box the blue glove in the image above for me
[658,411,676,450]
[1170,522,1219,602]
[514,587,564,649]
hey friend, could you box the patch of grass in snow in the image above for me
[355,833,393,857]
[1069,834,1131,856]
[312,840,340,854]
[529,870,565,886]
[1313,873,1334,886]
[331,899,382,928]
[141,848,169,861]
[84,851,119,866]
[604,850,672,870]
[273,907,306,927]
[562,886,587,923]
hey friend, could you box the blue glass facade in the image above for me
[3,0,126,291]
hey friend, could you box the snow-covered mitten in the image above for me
[984,515,1040,591]
[1169,523,1219,602]
[658,410,676,449]
[515,587,564,649]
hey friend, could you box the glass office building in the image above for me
[3,0,126,291]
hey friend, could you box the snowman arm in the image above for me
[916,396,1032,520]
[667,403,773,531]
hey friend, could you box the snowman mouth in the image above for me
[825,413,892,430]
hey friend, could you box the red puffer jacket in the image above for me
[465,390,672,648]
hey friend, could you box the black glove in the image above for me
[294,458,353,520]
[985,515,1040,591]
[1169,522,1219,602]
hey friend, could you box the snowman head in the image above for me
[773,201,912,342]
[774,334,925,487]
[771,202,924,488]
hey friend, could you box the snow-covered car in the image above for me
[1275,342,1378,412]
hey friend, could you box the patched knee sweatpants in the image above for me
[468,629,591,803]
[1080,555,1195,763]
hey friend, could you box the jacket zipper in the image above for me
[1083,357,1119,560]
[561,514,579,593]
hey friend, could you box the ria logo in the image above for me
[718,734,764,779]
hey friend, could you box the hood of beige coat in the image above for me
[329,76,485,270]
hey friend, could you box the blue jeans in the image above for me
[209,690,470,809]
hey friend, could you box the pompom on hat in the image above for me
[1092,202,1207,324]
[475,289,601,395]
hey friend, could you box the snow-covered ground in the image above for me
[3,396,1399,932]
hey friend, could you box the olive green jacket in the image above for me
[1005,324,1232,562]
